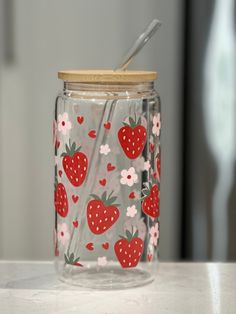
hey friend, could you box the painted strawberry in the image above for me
[87,191,120,234]
[118,116,147,159]
[54,178,69,218]
[64,251,83,267]
[141,183,160,218]
[61,140,88,187]
[114,229,144,268]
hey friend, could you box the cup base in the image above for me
[58,263,154,290]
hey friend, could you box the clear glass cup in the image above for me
[54,70,161,289]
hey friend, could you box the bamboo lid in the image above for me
[58,70,157,83]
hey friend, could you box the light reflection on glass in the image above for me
[203,0,235,260]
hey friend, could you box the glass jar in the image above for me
[54,70,161,289]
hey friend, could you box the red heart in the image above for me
[56,140,60,149]
[107,163,116,172]
[58,170,63,177]
[104,122,111,129]
[99,179,106,186]
[72,195,79,203]
[86,242,94,251]
[73,220,79,228]
[88,130,96,138]
[77,116,84,124]
[153,172,158,179]
[129,192,135,199]
[102,242,109,250]
[150,143,155,153]
[147,254,153,262]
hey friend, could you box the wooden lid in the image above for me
[58,70,157,83]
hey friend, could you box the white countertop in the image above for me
[0,261,235,314]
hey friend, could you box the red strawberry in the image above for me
[61,141,88,187]
[142,183,160,218]
[54,182,69,218]
[114,229,144,268]
[118,116,147,159]
[87,191,120,234]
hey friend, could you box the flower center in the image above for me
[154,232,157,237]
[127,175,131,179]
[60,231,64,236]
[156,122,159,127]
[62,121,65,126]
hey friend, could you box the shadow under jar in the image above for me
[54,70,161,289]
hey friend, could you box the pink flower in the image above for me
[126,205,137,218]
[120,167,138,187]
[97,256,107,267]
[57,112,72,135]
[152,113,161,136]
[57,223,70,246]
[149,223,159,246]
[143,160,151,171]
[100,144,111,155]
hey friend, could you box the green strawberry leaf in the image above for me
[74,257,80,263]
[65,144,70,155]
[107,196,117,205]
[123,122,129,127]
[64,254,69,264]
[90,194,100,200]
[101,191,107,202]
[133,229,139,238]
[137,117,141,125]
[126,230,133,241]
[71,142,76,152]
[69,253,74,263]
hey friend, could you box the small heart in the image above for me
[129,192,135,199]
[107,163,116,172]
[58,170,63,177]
[72,195,79,203]
[99,179,106,186]
[147,254,153,262]
[73,220,79,228]
[86,242,94,251]
[104,122,111,130]
[153,172,158,179]
[150,143,155,153]
[77,116,84,124]
[102,242,109,250]
[88,130,96,138]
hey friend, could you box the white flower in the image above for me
[120,167,138,187]
[133,157,145,172]
[149,223,159,246]
[126,205,137,218]
[100,144,111,155]
[57,112,72,135]
[152,113,161,136]
[57,223,70,246]
[144,160,151,171]
[97,256,107,267]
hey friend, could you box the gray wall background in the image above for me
[0,0,184,260]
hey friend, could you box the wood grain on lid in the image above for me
[58,70,157,83]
